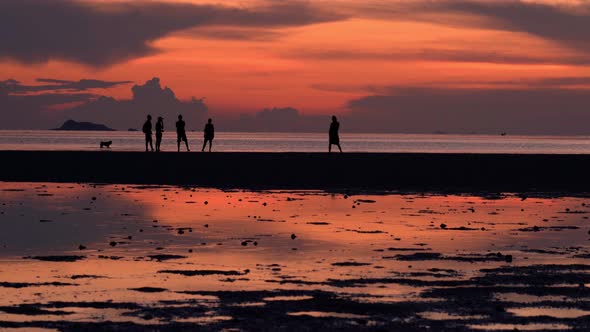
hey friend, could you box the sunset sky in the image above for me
[1,0,590,133]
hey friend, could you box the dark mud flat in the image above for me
[3,182,590,331]
[4,151,590,192]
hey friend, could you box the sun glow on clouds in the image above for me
[2,0,590,117]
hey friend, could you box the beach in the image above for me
[2,151,590,192]
[2,151,590,331]
[3,0,590,329]
[1,182,590,331]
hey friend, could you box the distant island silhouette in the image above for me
[53,120,115,131]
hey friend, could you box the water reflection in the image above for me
[1,182,590,330]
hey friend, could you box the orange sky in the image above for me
[2,0,590,117]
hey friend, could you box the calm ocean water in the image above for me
[0,130,590,154]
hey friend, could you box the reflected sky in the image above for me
[1,182,590,329]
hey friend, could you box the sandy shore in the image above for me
[2,151,590,192]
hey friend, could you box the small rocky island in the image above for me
[53,120,115,131]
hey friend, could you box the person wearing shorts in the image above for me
[202,118,214,152]
[142,115,154,152]
[176,114,190,152]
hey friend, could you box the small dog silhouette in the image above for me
[100,141,112,148]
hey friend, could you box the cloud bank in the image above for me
[345,87,590,135]
[3,75,590,135]
[65,78,208,130]
[0,77,207,130]
[1,78,132,94]
[0,0,342,66]
[351,0,590,51]
[3,0,590,67]
[435,1,590,53]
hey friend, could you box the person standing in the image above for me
[202,118,215,152]
[155,116,164,152]
[142,115,154,152]
[329,115,342,153]
[176,114,190,152]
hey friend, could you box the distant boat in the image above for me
[53,120,115,131]
[128,128,139,132]
[501,132,507,136]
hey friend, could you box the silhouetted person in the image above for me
[202,118,214,152]
[155,116,164,152]
[176,115,190,152]
[142,115,154,152]
[329,116,342,153]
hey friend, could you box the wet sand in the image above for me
[1,182,590,331]
[3,151,590,192]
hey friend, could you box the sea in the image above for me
[0,130,590,154]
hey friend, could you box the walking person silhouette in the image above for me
[155,116,164,152]
[329,115,342,153]
[142,115,154,152]
[176,115,190,152]
[202,118,214,152]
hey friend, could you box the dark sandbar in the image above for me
[2,151,590,192]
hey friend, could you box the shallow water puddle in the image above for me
[507,307,590,318]
[418,311,488,321]
[262,295,314,301]
[288,311,369,319]
[495,293,583,303]
[468,323,572,331]
[2,182,590,330]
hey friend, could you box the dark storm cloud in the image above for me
[288,49,590,66]
[439,1,590,51]
[3,76,590,134]
[63,77,208,130]
[221,107,325,132]
[345,87,590,135]
[356,0,590,53]
[0,77,207,130]
[1,91,95,105]
[0,89,96,129]
[36,78,133,91]
[3,0,590,67]
[311,76,590,94]
[0,78,132,94]
[223,86,590,135]
[531,77,590,87]
[181,27,284,42]
[286,0,590,65]
[219,78,590,135]
[0,0,343,66]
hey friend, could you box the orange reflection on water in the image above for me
[1,182,590,326]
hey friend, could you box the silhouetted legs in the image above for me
[202,139,213,152]
[329,143,342,153]
[155,134,162,152]
[145,134,153,152]
[177,135,190,152]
